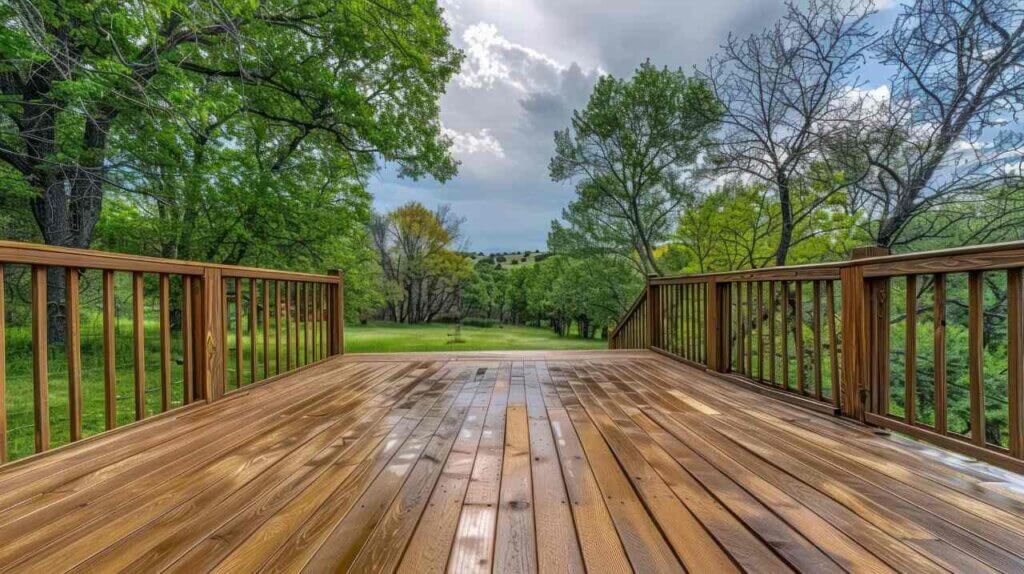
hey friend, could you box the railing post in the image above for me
[330,269,345,356]
[198,267,225,402]
[706,279,722,372]
[645,274,657,349]
[840,246,890,419]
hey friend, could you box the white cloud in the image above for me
[457,22,578,92]
[443,127,506,158]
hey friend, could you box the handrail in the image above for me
[0,240,344,465]
[612,240,1024,474]
[608,289,647,343]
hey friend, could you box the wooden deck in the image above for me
[2,351,1024,573]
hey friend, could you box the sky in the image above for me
[369,0,894,253]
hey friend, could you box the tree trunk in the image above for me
[774,176,793,267]
[26,113,110,343]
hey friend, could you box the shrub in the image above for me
[462,317,499,328]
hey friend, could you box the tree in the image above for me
[701,0,875,265]
[371,202,472,323]
[843,0,1024,248]
[549,61,720,276]
[0,0,461,337]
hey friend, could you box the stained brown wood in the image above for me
[133,271,146,421]
[781,281,790,390]
[757,282,764,381]
[812,281,823,400]
[1010,269,1024,458]
[768,281,776,384]
[904,275,917,425]
[102,270,117,429]
[276,281,283,374]
[201,268,225,401]
[794,280,805,394]
[826,280,840,408]
[66,269,82,442]
[263,279,270,379]
[249,278,257,386]
[30,266,48,453]
[234,278,243,390]
[969,271,985,446]
[0,265,5,463]
[284,282,292,372]
[182,276,194,405]
[934,274,947,434]
[159,274,172,413]
[1,350,1023,572]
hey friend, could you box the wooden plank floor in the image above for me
[2,350,1024,573]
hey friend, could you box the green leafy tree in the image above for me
[549,61,720,276]
[0,0,461,337]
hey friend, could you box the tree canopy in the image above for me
[549,61,721,276]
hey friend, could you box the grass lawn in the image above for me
[344,321,605,353]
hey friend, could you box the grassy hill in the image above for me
[468,250,548,270]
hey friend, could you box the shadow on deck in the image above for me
[1,350,1023,573]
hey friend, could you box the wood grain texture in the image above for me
[0,266,5,463]
[1,350,1024,573]
[133,271,146,421]
[102,270,117,429]
[66,269,82,442]
[30,266,48,453]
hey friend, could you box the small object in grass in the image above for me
[447,323,465,344]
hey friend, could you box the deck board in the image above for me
[2,350,1024,573]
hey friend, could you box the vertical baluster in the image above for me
[904,275,917,424]
[322,283,328,359]
[934,274,947,434]
[182,276,194,405]
[249,278,256,385]
[688,284,694,359]
[794,281,805,394]
[826,280,840,408]
[298,283,305,366]
[0,265,6,463]
[294,282,301,367]
[276,281,282,375]
[701,283,707,364]
[315,283,322,361]
[234,278,243,389]
[672,285,679,356]
[812,281,823,400]
[768,281,776,385]
[159,274,171,412]
[968,271,985,445]
[31,266,48,453]
[66,268,82,441]
[749,280,757,374]
[875,278,892,416]
[781,281,789,390]
[757,282,764,381]
[286,282,293,371]
[103,270,117,429]
[133,271,146,420]
[221,277,228,386]
[1008,268,1023,458]
[263,279,270,379]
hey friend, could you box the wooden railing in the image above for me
[0,241,344,464]
[611,242,1024,473]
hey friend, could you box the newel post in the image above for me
[705,279,722,372]
[645,274,658,349]
[197,267,225,402]
[840,246,890,419]
[330,269,345,356]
